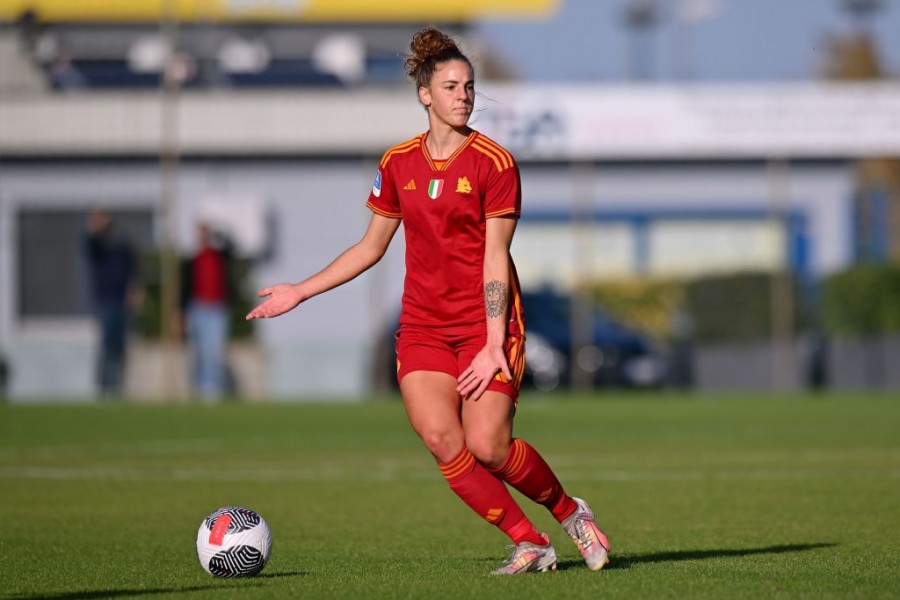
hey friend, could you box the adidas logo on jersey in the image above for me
[403,179,417,190]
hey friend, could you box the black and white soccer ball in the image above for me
[196,506,272,578]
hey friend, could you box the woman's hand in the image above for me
[457,344,512,401]
[245,283,304,320]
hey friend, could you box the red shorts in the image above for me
[395,323,525,401]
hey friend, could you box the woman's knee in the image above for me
[418,428,464,463]
[400,371,464,463]
[466,436,511,469]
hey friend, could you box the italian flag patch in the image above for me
[428,179,444,199]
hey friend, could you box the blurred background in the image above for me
[0,0,898,402]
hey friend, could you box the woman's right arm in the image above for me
[246,213,401,320]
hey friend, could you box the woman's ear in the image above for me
[418,85,431,108]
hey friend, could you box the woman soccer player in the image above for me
[246,26,610,575]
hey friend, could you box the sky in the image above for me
[475,0,900,82]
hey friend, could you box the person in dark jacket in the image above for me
[84,209,137,397]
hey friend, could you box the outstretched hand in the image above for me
[245,283,304,320]
[457,344,512,401]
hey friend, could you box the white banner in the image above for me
[475,83,900,159]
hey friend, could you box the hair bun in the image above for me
[404,27,468,85]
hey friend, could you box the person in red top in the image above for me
[182,222,233,399]
[247,27,610,574]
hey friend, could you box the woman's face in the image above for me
[419,59,474,129]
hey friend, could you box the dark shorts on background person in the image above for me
[395,323,525,401]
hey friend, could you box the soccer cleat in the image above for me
[491,537,558,575]
[562,497,610,571]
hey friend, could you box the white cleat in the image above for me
[562,497,611,571]
[491,537,558,575]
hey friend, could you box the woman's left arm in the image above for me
[457,217,518,400]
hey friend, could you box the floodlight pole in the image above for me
[767,157,795,393]
[570,161,595,391]
[672,20,695,81]
[160,0,183,400]
[0,193,8,401]
[623,0,660,81]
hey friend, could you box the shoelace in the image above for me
[501,544,518,565]
[501,544,539,568]
[571,516,596,551]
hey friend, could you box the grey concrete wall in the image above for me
[826,335,900,391]
[693,338,811,393]
[691,334,900,393]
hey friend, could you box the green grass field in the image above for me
[1,393,898,599]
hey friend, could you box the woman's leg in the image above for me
[400,371,544,546]
[461,385,577,523]
[464,389,610,571]
[489,437,577,523]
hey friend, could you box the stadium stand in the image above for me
[7,21,455,91]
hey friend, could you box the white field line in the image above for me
[3,445,898,463]
[1,465,898,483]
[547,448,900,467]
[0,439,237,460]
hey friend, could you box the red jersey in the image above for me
[192,246,227,303]
[366,130,525,331]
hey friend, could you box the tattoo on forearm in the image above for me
[484,280,508,319]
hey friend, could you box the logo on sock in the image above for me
[536,487,554,503]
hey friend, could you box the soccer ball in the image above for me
[196,506,272,578]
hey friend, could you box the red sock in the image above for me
[489,438,577,523]
[439,447,544,545]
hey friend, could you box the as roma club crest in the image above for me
[456,176,472,194]
[427,179,444,199]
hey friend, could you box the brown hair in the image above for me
[404,27,473,90]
